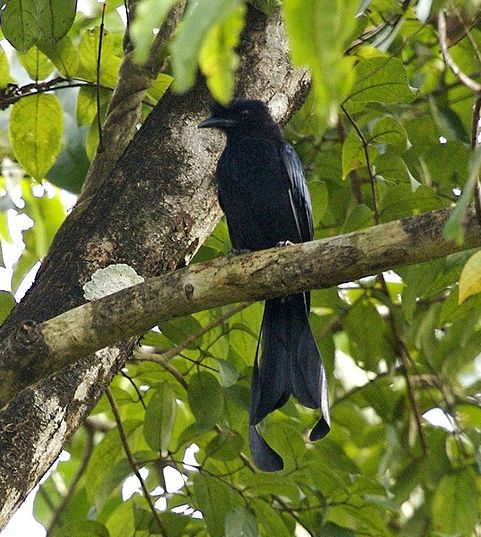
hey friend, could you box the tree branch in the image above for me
[1,205,480,406]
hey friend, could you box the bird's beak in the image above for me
[198,116,236,129]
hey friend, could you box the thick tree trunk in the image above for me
[0,8,310,528]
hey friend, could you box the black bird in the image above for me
[199,100,330,471]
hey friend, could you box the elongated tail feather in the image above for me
[249,294,330,470]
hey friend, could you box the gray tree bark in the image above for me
[0,7,309,528]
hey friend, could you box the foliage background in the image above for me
[1,0,481,535]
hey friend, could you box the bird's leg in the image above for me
[229,248,251,256]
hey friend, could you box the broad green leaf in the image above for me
[199,6,245,104]
[341,204,374,233]
[0,46,12,86]
[188,372,224,427]
[0,291,15,324]
[170,0,243,93]
[1,0,38,53]
[193,473,236,537]
[145,72,174,103]
[131,0,180,64]
[346,57,414,105]
[50,520,109,537]
[143,382,177,451]
[214,358,239,387]
[40,35,78,77]
[225,507,258,537]
[342,128,377,179]
[283,0,359,126]
[1,0,76,52]
[444,144,481,244]
[432,469,479,536]
[37,0,76,46]
[77,87,100,126]
[458,250,481,304]
[456,403,481,429]
[76,28,120,86]
[85,420,143,508]
[371,116,408,150]
[9,94,64,180]
[18,47,54,80]
[251,499,292,537]
[204,428,244,461]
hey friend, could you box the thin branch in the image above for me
[144,303,250,362]
[105,388,167,537]
[132,351,188,389]
[438,10,481,93]
[96,2,107,152]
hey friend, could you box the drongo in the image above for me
[199,100,330,471]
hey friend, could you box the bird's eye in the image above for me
[240,109,249,118]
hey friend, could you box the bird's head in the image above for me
[198,100,280,136]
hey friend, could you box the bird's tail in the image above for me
[249,294,330,471]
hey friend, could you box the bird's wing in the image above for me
[280,142,314,242]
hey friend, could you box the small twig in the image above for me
[142,303,251,362]
[106,388,167,537]
[341,106,428,454]
[47,423,95,534]
[438,10,481,93]
[132,350,188,388]
[341,104,380,223]
[96,2,107,152]
[471,95,481,227]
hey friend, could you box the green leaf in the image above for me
[131,0,179,64]
[86,420,143,509]
[40,35,78,77]
[458,250,481,304]
[188,372,224,427]
[214,358,239,387]
[205,428,244,461]
[9,94,64,180]
[225,507,258,537]
[170,0,243,94]
[1,0,76,52]
[342,128,377,179]
[193,473,236,537]
[199,6,245,104]
[18,47,54,80]
[77,87,100,126]
[283,0,359,125]
[444,144,481,244]
[0,46,12,86]
[50,520,109,537]
[2,0,38,53]
[143,382,177,452]
[341,204,375,233]
[76,28,120,86]
[145,72,174,103]
[371,116,408,150]
[346,57,414,105]
[0,291,15,324]
[251,499,292,537]
[432,469,479,536]
[37,0,76,46]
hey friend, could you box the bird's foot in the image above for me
[276,240,294,247]
[229,248,251,256]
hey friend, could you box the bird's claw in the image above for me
[229,248,251,256]
[276,240,294,247]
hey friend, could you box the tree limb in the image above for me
[1,205,480,407]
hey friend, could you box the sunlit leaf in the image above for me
[170,0,243,93]
[9,94,64,180]
[143,382,177,451]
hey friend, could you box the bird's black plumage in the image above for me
[199,100,330,471]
